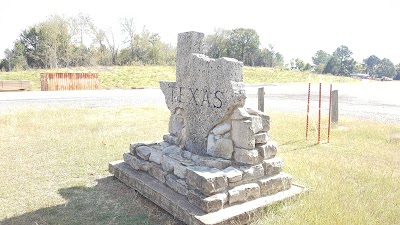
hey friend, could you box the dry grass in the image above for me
[0,107,399,224]
[261,113,400,225]
[0,107,178,225]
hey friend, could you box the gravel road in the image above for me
[0,81,399,123]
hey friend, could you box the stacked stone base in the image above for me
[109,134,306,224]
[109,160,305,225]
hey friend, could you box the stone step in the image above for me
[109,160,306,225]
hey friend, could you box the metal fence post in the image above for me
[331,90,339,126]
[258,87,265,112]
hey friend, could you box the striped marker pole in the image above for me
[306,74,311,140]
[318,75,322,144]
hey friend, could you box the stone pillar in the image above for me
[176,31,204,84]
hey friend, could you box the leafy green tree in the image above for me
[20,27,42,68]
[363,55,380,75]
[35,15,71,68]
[2,48,12,71]
[312,50,330,73]
[254,45,283,68]
[333,45,355,75]
[375,58,396,78]
[325,45,356,75]
[312,50,330,65]
[323,56,340,75]
[227,28,260,65]
[274,52,284,68]
[395,64,400,80]
[148,33,162,64]
[204,28,229,59]
[353,62,364,74]
[304,63,313,71]
[295,58,306,70]
[0,59,6,71]
[9,41,29,70]
[160,43,176,65]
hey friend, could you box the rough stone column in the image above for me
[176,31,204,84]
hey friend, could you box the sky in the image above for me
[0,0,399,64]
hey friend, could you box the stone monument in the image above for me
[109,31,305,225]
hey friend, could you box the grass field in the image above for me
[0,107,399,224]
[0,66,357,90]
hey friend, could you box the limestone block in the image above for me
[149,148,163,164]
[258,173,292,196]
[260,114,271,132]
[250,115,263,133]
[207,134,216,153]
[208,138,234,159]
[223,132,231,139]
[222,166,243,183]
[161,155,175,173]
[203,193,228,212]
[255,132,269,144]
[136,146,152,160]
[159,141,170,149]
[174,162,187,179]
[148,143,160,151]
[163,145,181,155]
[149,163,168,183]
[191,154,231,170]
[168,152,193,165]
[257,141,278,159]
[186,166,227,196]
[263,157,284,176]
[187,190,228,213]
[231,107,251,120]
[123,153,151,171]
[231,120,255,149]
[163,134,178,145]
[239,164,264,181]
[233,148,259,165]
[246,108,270,132]
[166,174,189,196]
[169,108,185,136]
[129,142,147,154]
[182,150,192,159]
[212,122,231,135]
[228,183,260,205]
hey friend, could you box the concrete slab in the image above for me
[109,160,307,225]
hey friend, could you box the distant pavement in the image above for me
[0,81,399,123]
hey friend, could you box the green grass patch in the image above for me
[243,67,356,84]
[0,66,357,90]
[0,107,172,225]
[264,113,400,225]
[1,107,397,224]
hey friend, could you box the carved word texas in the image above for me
[169,86,224,108]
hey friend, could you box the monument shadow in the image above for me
[1,176,184,225]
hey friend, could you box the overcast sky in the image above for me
[1,0,399,64]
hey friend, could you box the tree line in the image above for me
[0,14,176,70]
[308,46,400,79]
[1,15,400,80]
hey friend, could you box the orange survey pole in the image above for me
[327,78,333,143]
[306,75,311,140]
[318,75,322,144]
